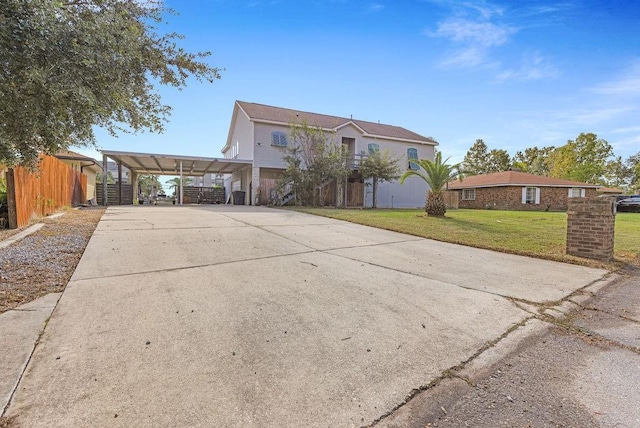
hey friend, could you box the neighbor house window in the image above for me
[368,143,379,155]
[407,148,419,170]
[462,189,476,201]
[568,188,586,198]
[271,132,288,147]
[522,187,540,204]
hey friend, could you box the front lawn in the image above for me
[292,208,640,269]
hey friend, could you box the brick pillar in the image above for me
[566,198,615,261]
[251,166,260,206]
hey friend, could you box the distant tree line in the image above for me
[460,133,640,193]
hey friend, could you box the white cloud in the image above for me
[495,52,559,81]
[428,0,517,70]
[367,3,384,13]
[555,106,635,125]
[434,18,514,47]
[591,62,640,95]
[520,3,575,17]
[610,126,640,134]
[612,134,640,153]
[431,18,516,69]
[462,1,505,19]
[439,46,494,69]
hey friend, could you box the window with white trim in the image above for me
[225,141,239,159]
[522,187,540,204]
[271,132,288,147]
[407,148,419,170]
[462,189,476,200]
[568,188,586,198]
[368,143,379,155]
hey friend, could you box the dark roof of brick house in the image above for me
[235,101,437,145]
[448,171,600,189]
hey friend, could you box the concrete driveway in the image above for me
[6,205,607,427]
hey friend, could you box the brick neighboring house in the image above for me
[448,171,599,211]
[222,100,438,207]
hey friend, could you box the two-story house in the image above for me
[222,101,437,208]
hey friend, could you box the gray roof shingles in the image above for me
[236,101,436,144]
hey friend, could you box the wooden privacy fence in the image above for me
[6,155,87,228]
[347,182,364,207]
[181,186,225,204]
[443,190,459,209]
[96,183,133,205]
[258,178,278,205]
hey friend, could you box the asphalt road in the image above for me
[5,206,608,427]
[384,268,639,428]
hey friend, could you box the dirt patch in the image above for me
[0,208,104,314]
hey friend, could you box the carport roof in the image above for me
[101,150,252,176]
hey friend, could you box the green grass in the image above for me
[292,208,640,269]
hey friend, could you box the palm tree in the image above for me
[400,152,459,216]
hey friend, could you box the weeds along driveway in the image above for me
[6,205,608,427]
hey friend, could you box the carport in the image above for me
[101,150,252,205]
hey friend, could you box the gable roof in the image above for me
[448,171,600,190]
[55,149,97,162]
[234,100,437,145]
[54,150,102,172]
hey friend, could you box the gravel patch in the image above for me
[0,208,104,314]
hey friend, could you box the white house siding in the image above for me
[248,122,435,208]
[354,134,435,209]
[253,122,293,169]
[367,178,428,208]
[86,171,97,201]
[224,108,254,160]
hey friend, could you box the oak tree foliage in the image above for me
[0,0,221,167]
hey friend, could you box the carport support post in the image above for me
[179,160,183,205]
[117,162,123,205]
[102,154,108,206]
[131,171,139,204]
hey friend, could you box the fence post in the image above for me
[102,153,108,206]
[6,168,18,229]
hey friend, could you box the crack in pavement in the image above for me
[368,316,538,427]
[579,306,640,324]
[1,296,61,418]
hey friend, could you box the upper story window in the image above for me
[568,188,585,198]
[368,143,379,155]
[407,148,419,170]
[271,132,288,147]
[224,141,239,159]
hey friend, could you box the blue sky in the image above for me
[78,0,640,165]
